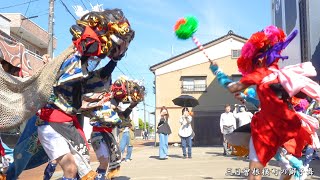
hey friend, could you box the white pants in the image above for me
[38,125,70,160]
[249,137,260,162]
[91,132,110,159]
[38,125,92,177]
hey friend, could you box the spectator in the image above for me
[144,130,149,140]
[119,104,137,162]
[220,104,237,156]
[141,130,145,140]
[156,106,171,160]
[178,107,193,159]
[233,104,253,127]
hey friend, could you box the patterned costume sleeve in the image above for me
[209,65,233,88]
[54,54,87,86]
[99,60,117,79]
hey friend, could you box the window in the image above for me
[284,0,297,34]
[181,76,207,93]
[25,43,34,52]
[231,49,241,58]
[25,44,30,51]
[274,0,283,29]
[35,50,40,56]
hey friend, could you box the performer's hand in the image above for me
[234,93,245,104]
[130,101,139,108]
[42,54,51,64]
[110,104,117,110]
[210,60,218,66]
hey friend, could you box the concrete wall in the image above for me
[0,15,11,35]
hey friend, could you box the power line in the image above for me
[121,54,144,80]
[21,15,38,20]
[113,72,153,75]
[86,0,93,5]
[70,0,78,4]
[80,0,88,9]
[119,61,137,80]
[59,0,77,20]
[25,8,49,19]
[29,8,49,16]
[116,66,126,76]
[124,60,144,80]
[0,0,39,10]
[32,12,49,17]
[145,104,155,108]
[71,0,81,8]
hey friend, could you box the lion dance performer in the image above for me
[37,9,134,180]
[1,8,134,180]
[80,76,145,180]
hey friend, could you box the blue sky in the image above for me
[0,0,271,120]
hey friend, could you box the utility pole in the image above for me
[142,78,146,131]
[154,112,156,147]
[143,98,146,131]
[48,0,54,58]
[148,111,150,134]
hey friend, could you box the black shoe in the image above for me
[188,156,192,159]
[183,155,187,159]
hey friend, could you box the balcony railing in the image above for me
[181,84,207,93]
[25,49,43,60]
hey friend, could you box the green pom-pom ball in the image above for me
[174,16,199,40]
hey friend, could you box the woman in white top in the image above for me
[233,105,253,127]
[178,107,193,158]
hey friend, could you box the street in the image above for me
[19,140,320,180]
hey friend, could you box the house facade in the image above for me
[0,13,57,77]
[1,13,57,57]
[150,31,250,145]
